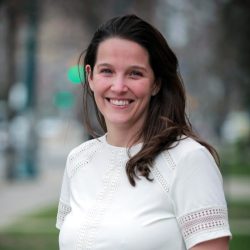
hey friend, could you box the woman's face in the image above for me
[86,37,157,134]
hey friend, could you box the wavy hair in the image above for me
[80,14,219,186]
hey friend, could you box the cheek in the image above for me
[89,76,104,93]
[92,80,110,98]
[132,84,154,98]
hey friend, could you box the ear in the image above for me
[85,65,94,91]
[152,79,161,96]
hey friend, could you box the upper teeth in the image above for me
[110,99,129,106]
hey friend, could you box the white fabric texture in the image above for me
[56,135,231,250]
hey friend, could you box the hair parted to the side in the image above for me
[79,14,219,186]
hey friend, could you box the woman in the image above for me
[56,14,231,249]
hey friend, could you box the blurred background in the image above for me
[0,0,249,249]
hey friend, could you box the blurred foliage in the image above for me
[228,200,250,219]
[220,137,250,176]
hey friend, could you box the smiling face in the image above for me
[86,37,157,138]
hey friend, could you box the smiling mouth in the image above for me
[106,98,134,106]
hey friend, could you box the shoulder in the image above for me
[67,137,103,162]
[152,137,207,188]
[153,136,218,184]
[65,136,104,178]
[167,136,213,167]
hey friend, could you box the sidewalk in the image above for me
[0,166,64,230]
[0,118,87,230]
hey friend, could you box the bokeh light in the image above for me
[67,65,85,84]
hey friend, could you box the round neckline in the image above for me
[99,134,143,154]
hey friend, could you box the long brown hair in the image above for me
[80,14,219,186]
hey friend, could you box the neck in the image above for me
[106,127,141,147]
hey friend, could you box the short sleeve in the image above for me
[171,148,231,249]
[56,157,72,229]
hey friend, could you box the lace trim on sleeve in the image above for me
[178,207,230,242]
[56,200,72,229]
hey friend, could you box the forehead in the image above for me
[95,37,150,65]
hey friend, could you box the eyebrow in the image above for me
[96,63,112,68]
[130,65,147,72]
[96,63,147,72]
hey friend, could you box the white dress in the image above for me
[56,135,231,250]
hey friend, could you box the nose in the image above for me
[110,75,128,93]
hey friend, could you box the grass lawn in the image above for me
[230,234,250,249]
[0,206,59,250]
[0,201,249,249]
[0,234,58,250]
